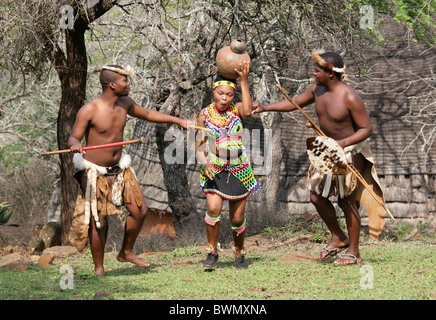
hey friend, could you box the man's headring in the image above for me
[213,80,237,90]
[97,65,134,78]
[311,49,348,82]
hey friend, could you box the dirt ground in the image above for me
[243,232,321,263]
[0,212,321,267]
[0,209,176,248]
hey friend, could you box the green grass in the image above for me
[0,240,434,300]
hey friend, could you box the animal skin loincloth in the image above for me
[68,153,142,252]
[307,140,387,239]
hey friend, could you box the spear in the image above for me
[276,84,397,224]
[188,125,214,133]
[188,112,214,133]
[40,137,146,156]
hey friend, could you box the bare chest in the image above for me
[89,105,127,135]
[315,93,351,124]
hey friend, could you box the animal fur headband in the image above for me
[97,65,134,77]
[311,50,347,82]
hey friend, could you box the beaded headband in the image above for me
[213,80,236,90]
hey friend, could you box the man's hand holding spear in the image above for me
[40,137,146,156]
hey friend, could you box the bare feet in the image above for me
[117,252,150,267]
[94,266,105,278]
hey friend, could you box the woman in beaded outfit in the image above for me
[196,60,260,269]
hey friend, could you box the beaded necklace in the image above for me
[205,102,237,128]
[203,102,244,152]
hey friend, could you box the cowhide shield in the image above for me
[306,136,348,175]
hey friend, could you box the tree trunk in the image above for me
[251,75,283,212]
[154,86,200,231]
[57,27,88,245]
[156,124,199,230]
[48,1,117,244]
[46,179,61,222]
[259,112,282,211]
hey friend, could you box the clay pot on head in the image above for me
[216,39,251,79]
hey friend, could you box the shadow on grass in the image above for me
[104,263,159,277]
[203,256,266,271]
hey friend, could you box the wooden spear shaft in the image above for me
[40,137,146,156]
[188,125,214,133]
[276,85,324,136]
[276,84,397,224]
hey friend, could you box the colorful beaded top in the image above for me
[199,102,260,195]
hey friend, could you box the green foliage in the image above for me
[395,222,412,239]
[417,220,429,233]
[344,0,435,46]
[84,248,93,259]
[0,90,58,170]
[0,202,13,246]
[0,142,29,170]
[309,222,330,243]
[0,202,13,224]
[392,0,436,46]
[264,219,331,243]
[171,246,201,257]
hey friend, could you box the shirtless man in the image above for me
[69,65,189,277]
[252,51,373,265]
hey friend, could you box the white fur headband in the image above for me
[97,65,134,77]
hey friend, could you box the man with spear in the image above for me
[253,51,389,265]
[64,65,190,277]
